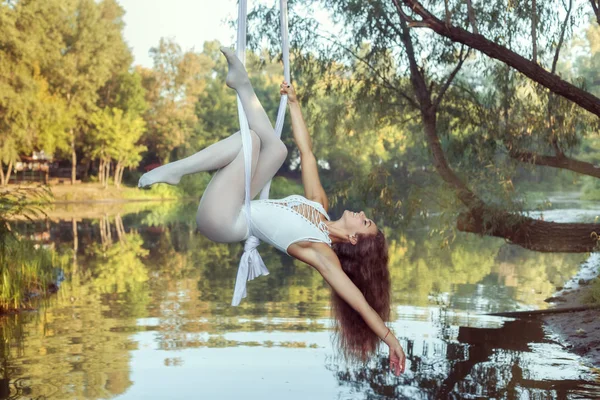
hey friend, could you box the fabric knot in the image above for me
[231,235,269,306]
[244,235,260,252]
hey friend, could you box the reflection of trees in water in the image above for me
[389,227,584,312]
[128,215,586,352]
[328,319,599,399]
[0,281,139,399]
[2,208,591,398]
[0,214,155,399]
[13,206,586,316]
[140,224,332,351]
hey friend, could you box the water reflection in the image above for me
[0,202,598,399]
[329,317,600,399]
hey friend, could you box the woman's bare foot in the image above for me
[220,46,250,89]
[138,165,181,188]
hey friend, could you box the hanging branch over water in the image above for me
[394,0,600,119]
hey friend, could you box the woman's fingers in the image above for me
[400,349,406,374]
[389,347,406,376]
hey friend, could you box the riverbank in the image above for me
[1,181,191,202]
[47,181,186,202]
[541,255,600,367]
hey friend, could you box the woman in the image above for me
[138,47,406,376]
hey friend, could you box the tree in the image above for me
[140,38,209,163]
[42,0,132,184]
[249,0,600,252]
[0,0,71,185]
[88,108,146,188]
[110,110,146,188]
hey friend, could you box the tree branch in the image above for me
[433,45,469,110]
[508,147,600,178]
[590,0,600,25]
[548,0,573,157]
[397,16,484,210]
[399,0,600,119]
[552,0,572,74]
[465,0,479,35]
[531,0,538,64]
[390,0,419,24]
[315,33,419,109]
[444,0,452,26]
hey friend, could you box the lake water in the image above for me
[1,199,600,399]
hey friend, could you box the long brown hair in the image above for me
[331,229,390,362]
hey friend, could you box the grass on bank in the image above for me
[1,186,68,313]
[48,181,187,202]
[0,236,67,313]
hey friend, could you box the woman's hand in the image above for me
[280,80,298,104]
[388,342,406,376]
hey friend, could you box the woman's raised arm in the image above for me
[280,81,328,210]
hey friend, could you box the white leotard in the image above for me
[232,194,331,305]
[243,194,332,254]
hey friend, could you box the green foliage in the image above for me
[121,183,186,201]
[581,175,600,200]
[87,232,149,294]
[88,107,146,186]
[245,0,600,228]
[0,186,52,241]
[267,176,304,199]
[0,186,65,313]
[0,235,68,313]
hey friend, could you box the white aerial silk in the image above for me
[232,0,291,306]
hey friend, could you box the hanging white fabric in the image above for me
[232,0,291,306]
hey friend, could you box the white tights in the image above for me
[138,48,288,243]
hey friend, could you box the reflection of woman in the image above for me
[138,47,406,375]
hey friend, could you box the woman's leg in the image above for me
[139,48,287,191]
[220,47,288,193]
[196,50,288,243]
[195,130,262,243]
[141,48,288,244]
[138,132,245,187]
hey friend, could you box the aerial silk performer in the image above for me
[137,2,405,376]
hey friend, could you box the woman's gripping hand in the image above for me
[280,81,298,104]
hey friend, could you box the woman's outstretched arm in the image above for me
[280,82,328,210]
[290,243,406,375]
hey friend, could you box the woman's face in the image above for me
[342,210,378,236]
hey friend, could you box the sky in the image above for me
[118,0,239,68]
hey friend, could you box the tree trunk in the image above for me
[105,215,112,245]
[115,214,125,241]
[72,218,78,275]
[591,0,600,25]
[457,209,600,252]
[114,163,122,188]
[0,163,4,186]
[71,131,77,184]
[119,166,124,187]
[104,161,110,188]
[508,148,600,178]
[4,160,13,187]
[99,159,105,186]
